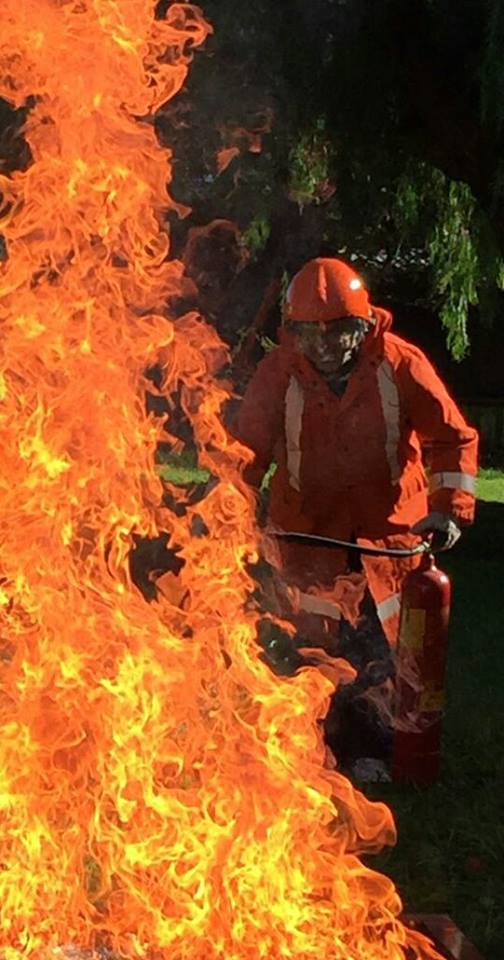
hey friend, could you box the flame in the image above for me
[0,3,444,959]
[216,148,240,175]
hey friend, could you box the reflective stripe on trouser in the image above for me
[429,471,476,494]
[285,376,304,491]
[377,593,402,624]
[376,592,402,646]
[297,592,342,620]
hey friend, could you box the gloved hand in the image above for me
[411,512,461,551]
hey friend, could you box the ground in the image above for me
[160,462,504,960]
[366,468,504,960]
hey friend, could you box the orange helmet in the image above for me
[285,257,370,323]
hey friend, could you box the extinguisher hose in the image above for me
[270,531,433,558]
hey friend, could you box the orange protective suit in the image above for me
[236,267,478,646]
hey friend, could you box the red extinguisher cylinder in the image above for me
[392,553,451,784]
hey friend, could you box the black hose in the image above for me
[270,530,432,558]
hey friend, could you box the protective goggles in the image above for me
[285,316,369,341]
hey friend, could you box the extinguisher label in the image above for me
[400,607,426,652]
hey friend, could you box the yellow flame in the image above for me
[0,2,443,959]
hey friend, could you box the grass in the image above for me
[161,460,504,502]
[476,467,504,503]
[366,480,504,959]
[160,457,504,958]
[158,463,210,485]
[157,450,210,487]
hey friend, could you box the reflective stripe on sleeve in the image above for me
[429,471,476,495]
[285,376,305,492]
[376,359,401,484]
[376,593,402,625]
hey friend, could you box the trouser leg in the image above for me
[324,591,395,771]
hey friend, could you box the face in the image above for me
[287,317,368,374]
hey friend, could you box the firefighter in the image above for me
[235,257,478,779]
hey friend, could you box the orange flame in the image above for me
[0,3,443,959]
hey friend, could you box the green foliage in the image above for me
[394,177,422,233]
[288,119,330,207]
[242,216,271,259]
[427,174,478,360]
[395,164,504,359]
[158,0,504,364]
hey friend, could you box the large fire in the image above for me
[0,3,443,959]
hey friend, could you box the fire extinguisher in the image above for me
[391,551,451,784]
[272,530,452,784]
